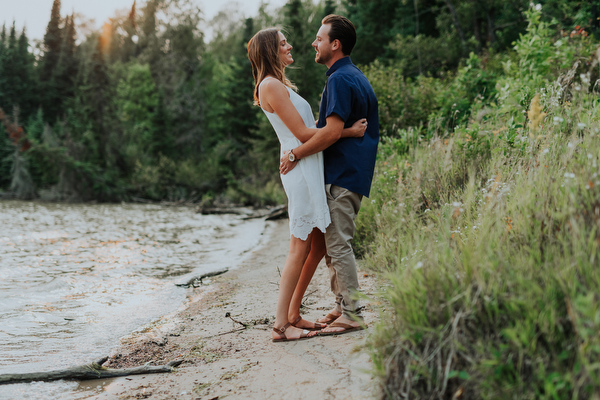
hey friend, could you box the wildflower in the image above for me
[527,94,546,135]
[535,3,542,11]
[415,261,423,270]
[578,122,586,129]
[568,142,575,148]
[581,74,590,85]
[564,172,575,178]
[574,85,581,91]
[543,148,550,154]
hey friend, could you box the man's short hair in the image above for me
[322,14,356,56]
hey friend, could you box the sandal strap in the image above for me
[273,322,291,334]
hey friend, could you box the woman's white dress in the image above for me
[259,79,331,240]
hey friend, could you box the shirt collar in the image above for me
[326,56,353,77]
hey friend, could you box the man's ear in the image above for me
[331,38,341,52]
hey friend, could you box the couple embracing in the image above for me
[247,15,378,342]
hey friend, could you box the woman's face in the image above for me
[278,31,293,66]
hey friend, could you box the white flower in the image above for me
[543,148,550,154]
[535,3,542,10]
[568,142,575,148]
[564,172,575,179]
[578,122,586,129]
[588,153,593,159]
[415,261,423,269]
[554,40,563,47]
[574,85,581,91]
[581,73,590,84]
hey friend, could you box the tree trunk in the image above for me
[444,0,467,54]
[0,357,182,385]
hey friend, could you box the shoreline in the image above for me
[82,218,379,399]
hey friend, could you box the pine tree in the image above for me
[120,1,139,62]
[53,14,78,117]
[324,0,336,16]
[282,0,324,109]
[138,0,161,71]
[16,28,37,121]
[1,23,19,116]
[40,0,63,122]
[40,0,62,83]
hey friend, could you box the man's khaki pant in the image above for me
[324,184,363,320]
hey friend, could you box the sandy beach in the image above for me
[81,218,379,400]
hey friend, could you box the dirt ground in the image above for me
[79,218,380,400]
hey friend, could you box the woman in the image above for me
[247,28,366,341]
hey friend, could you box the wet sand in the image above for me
[82,218,379,399]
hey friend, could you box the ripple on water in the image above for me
[0,200,268,399]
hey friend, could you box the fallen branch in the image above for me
[0,357,183,385]
[225,312,249,328]
[176,268,229,288]
[242,205,288,221]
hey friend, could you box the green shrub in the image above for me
[361,5,600,398]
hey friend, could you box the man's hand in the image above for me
[280,150,298,175]
[348,118,367,138]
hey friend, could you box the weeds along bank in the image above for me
[357,7,600,399]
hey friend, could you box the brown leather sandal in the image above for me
[290,316,327,331]
[317,321,366,336]
[272,322,315,342]
[316,312,341,325]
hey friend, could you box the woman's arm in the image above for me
[261,79,317,143]
[261,79,366,143]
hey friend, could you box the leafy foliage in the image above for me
[357,6,600,398]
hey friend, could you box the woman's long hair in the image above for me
[247,28,297,107]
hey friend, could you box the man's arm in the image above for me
[279,114,344,175]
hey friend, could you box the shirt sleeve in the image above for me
[324,75,351,122]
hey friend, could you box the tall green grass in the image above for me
[359,7,600,399]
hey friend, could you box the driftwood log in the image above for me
[0,357,183,385]
[175,268,229,288]
[242,205,288,221]
[198,204,288,221]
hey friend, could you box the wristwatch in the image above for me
[288,149,297,162]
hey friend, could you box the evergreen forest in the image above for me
[2,0,600,397]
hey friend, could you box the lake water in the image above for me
[0,200,269,399]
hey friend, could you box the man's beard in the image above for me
[315,51,331,65]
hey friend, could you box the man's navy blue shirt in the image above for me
[317,57,379,197]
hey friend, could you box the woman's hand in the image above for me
[280,150,297,175]
[346,118,367,138]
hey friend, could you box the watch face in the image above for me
[289,152,295,162]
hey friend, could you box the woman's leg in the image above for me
[288,228,327,328]
[272,232,315,340]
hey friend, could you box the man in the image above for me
[280,14,379,335]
